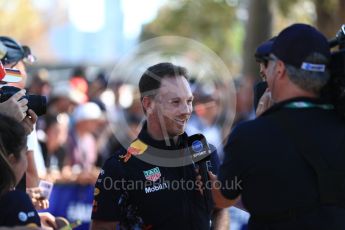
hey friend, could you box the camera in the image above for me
[0,86,47,116]
[321,24,345,117]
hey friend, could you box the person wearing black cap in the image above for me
[0,36,35,88]
[0,36,49,203]
[0,41,29,122]
[0,36,42,184]
[210,23,345,229]
[0,36,37,134]
[0,36,59,229]
[254,36,276,82]
[253,37,275,116]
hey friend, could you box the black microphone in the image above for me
[329,38,339,48]
[188,133,214,214]
[329,24,345,48]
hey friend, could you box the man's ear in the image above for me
[142,96,154,114]
[276,60,286,80]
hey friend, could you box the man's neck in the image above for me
[146,120,178,143]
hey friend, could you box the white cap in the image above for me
[73,102,103,123]
[50,81,87,104]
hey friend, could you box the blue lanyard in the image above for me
[284,101,334,110]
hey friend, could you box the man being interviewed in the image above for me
[91,63,228,230]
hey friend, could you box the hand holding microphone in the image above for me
[188,134,214,214]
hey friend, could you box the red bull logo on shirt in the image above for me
[120,139,148,162]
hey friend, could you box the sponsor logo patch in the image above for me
[18,212,28,222]
[143,167,161,182]
[192,140,203,152]
[120,139,148,162]
[145,182,168,194]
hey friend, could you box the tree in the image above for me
[241,0,272,81]
[314,0,345,38]
[140,0,241,73]
[0,0,44,44]
[275,0,345,38]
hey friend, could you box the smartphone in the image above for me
[38,180,54,200]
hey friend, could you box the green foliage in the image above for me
[140,0,241,69]
[314,0,339,13]
[275,0,300,16]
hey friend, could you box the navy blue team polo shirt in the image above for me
[0,190,41,227]
[219,97,345,229]
[92,123,220,230]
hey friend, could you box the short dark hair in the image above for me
[138,62,188,99]
[0,114,27,196]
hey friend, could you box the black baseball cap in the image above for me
[255,37,276,63]
[269,23,331,72]
[0,36,36,65]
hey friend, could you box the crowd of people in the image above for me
[1,22,345,230]
[0,34,230,229]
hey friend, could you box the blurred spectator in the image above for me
[70,66,89,102]
[67,102,105,172]
[27,68,51,98]
[88,71,108,101]
[71,66,87,81]
[0,114,41,228]
[0,36,35,89]
[0,35,45,186]
[186,82,224,160]
[28,68,51,132]
[48,81,87,115]
[95,81,143,166]
[233,77,255,127]
[97,113,142,167]
[123,86,144,123]
[106,81,123,117]
[39,113,69,171]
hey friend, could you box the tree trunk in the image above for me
[315,0,344,39]
[336,0,345,33]
[242,0,272,82]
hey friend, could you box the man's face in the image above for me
[5,60,27,89]
[151,76,193,138]
[259,62,268,81]
[265,56,279,101]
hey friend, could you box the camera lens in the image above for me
[27,94,47,116]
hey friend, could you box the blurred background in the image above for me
[1,0,344,79]
[1,0,344,229]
